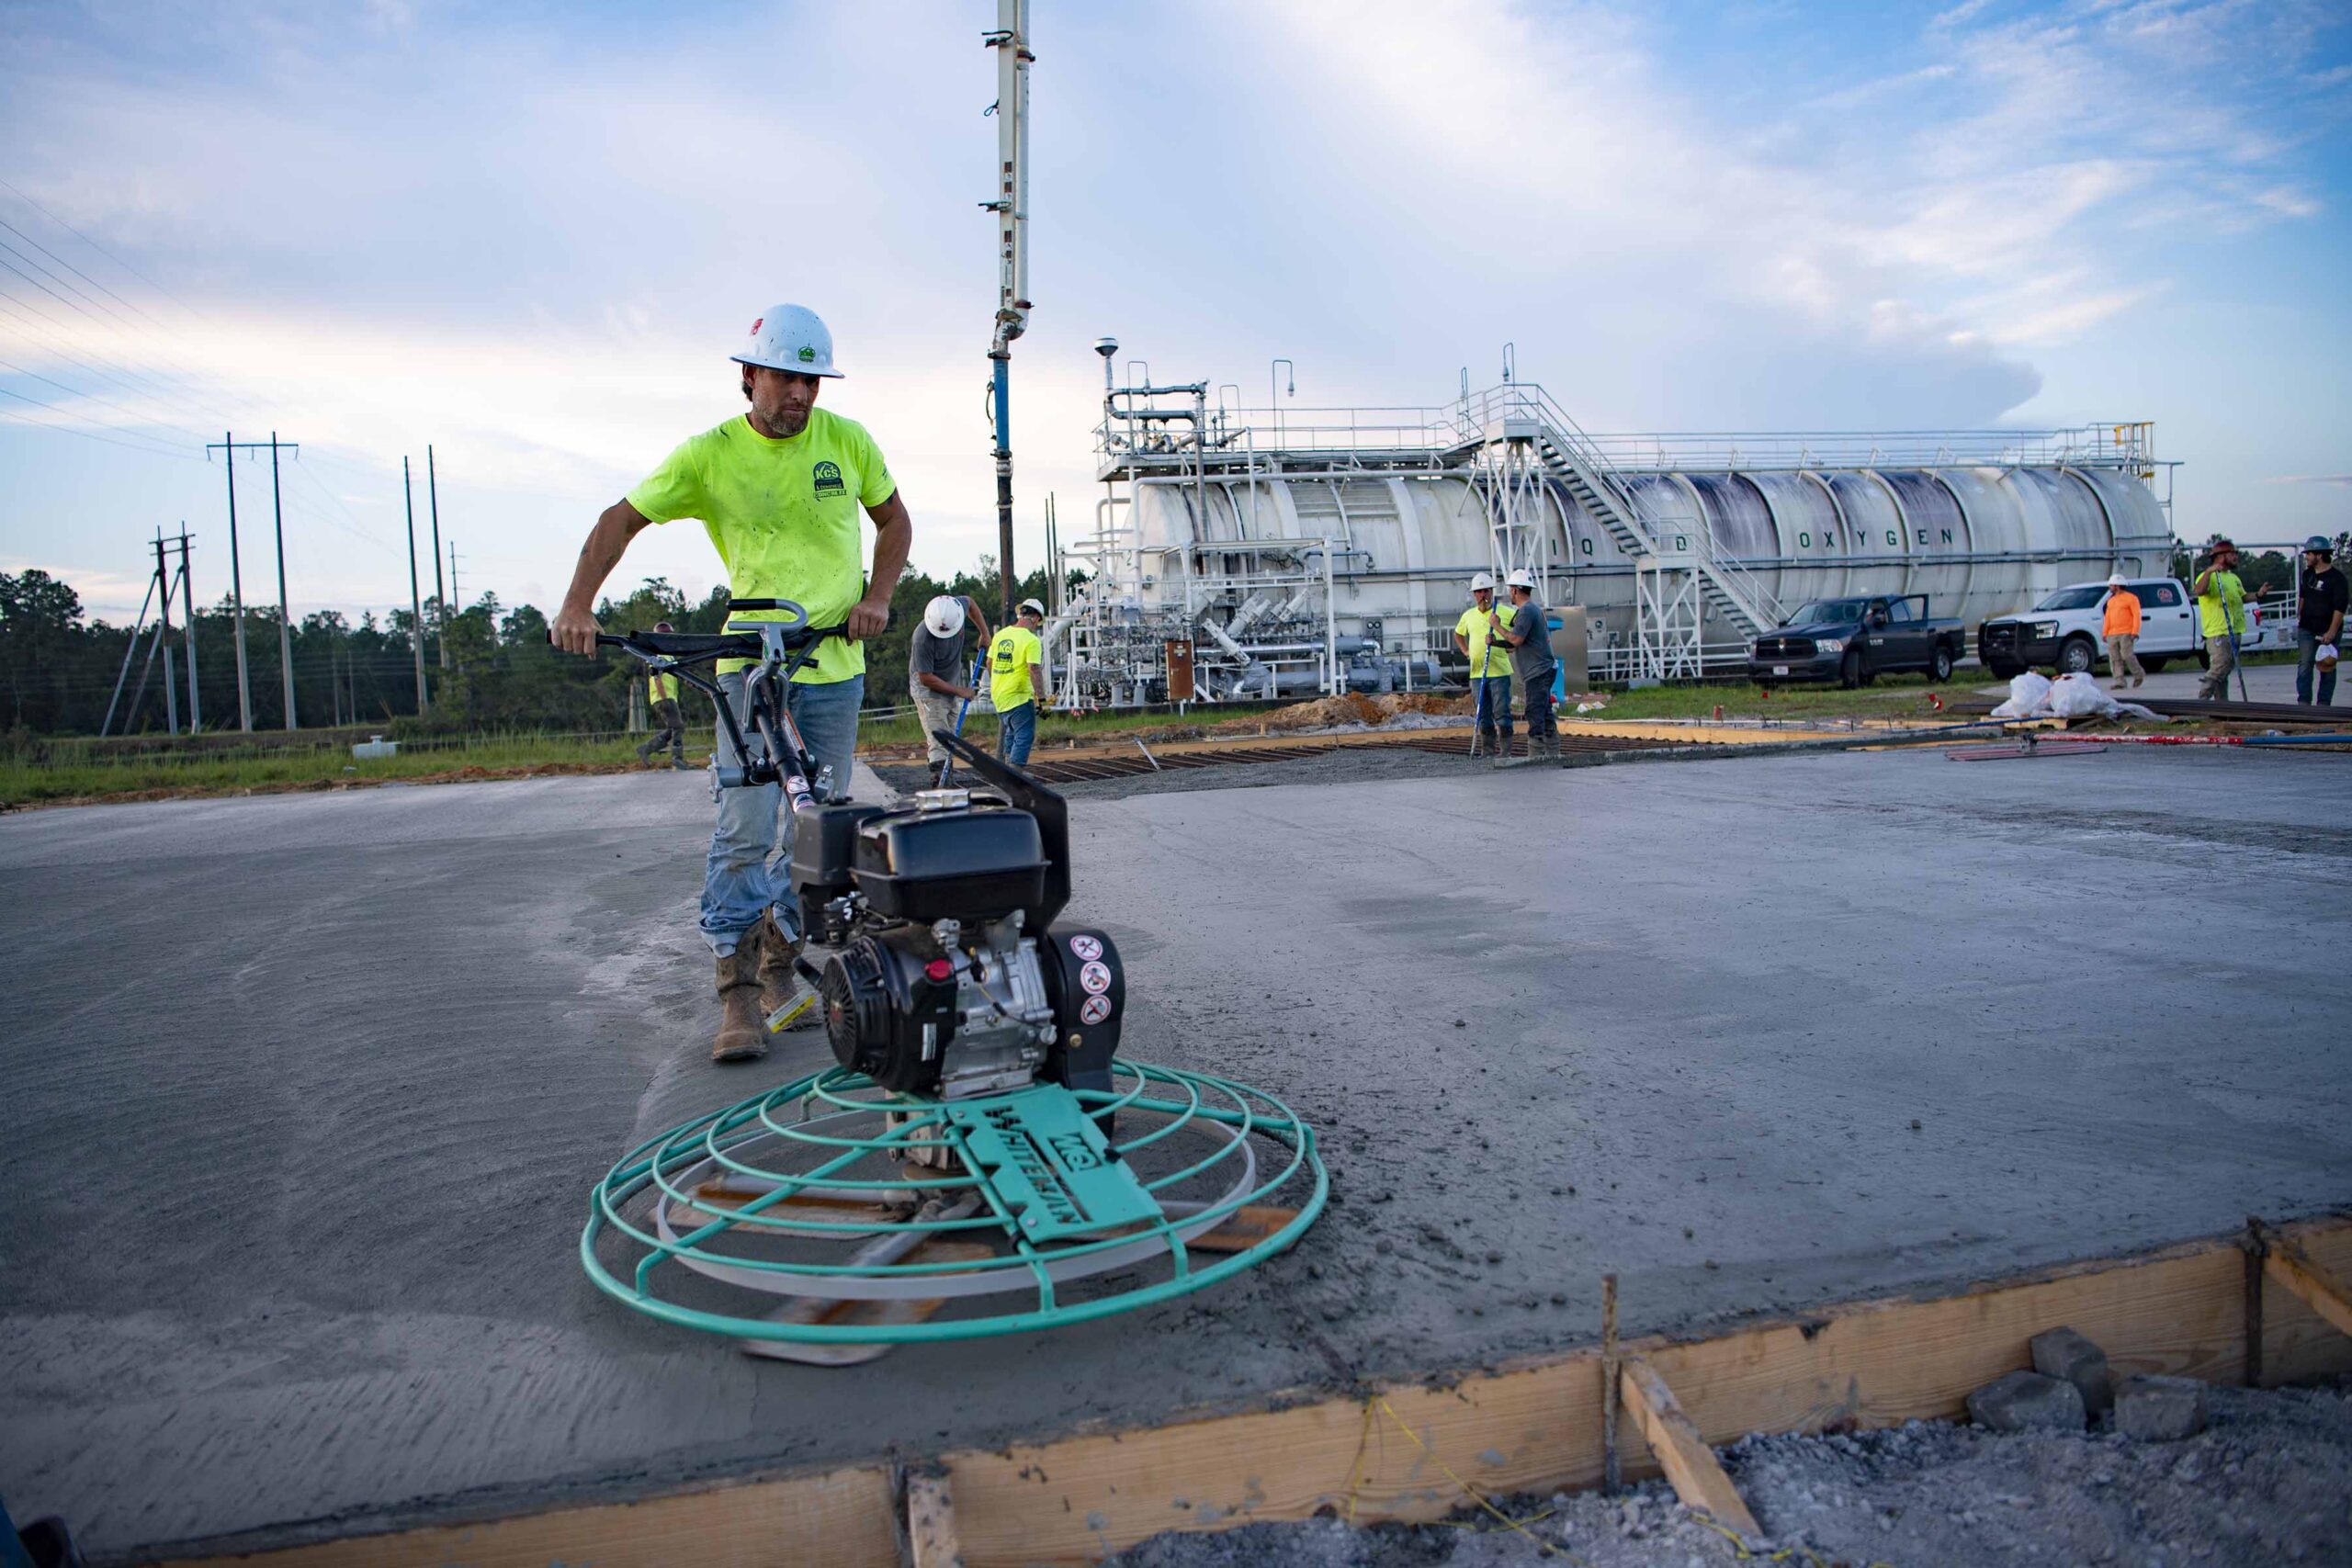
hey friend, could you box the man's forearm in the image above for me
[865,500,912,605]
[561,505,642,615]
[918,671,961,694]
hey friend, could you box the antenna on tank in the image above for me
[1095,335,1118,395]
[1501,343,1516,385]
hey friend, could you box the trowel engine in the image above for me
[788,776,1123,1102]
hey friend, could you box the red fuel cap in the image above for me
[924,958,954,982]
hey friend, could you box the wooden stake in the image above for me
[1620,1357,1761,1539]
[906,1472,964,1568]
[2245,1217,2267,1387]
[1600,1272,1621,1496]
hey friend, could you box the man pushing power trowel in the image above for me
[549,304,915,1063]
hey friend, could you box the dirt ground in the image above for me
[1107,1380,2352,1566]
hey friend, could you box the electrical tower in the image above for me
[208,433,300,729]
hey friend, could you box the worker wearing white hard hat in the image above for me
[548,302,917,1066]
[910,593,991,775]
[2102,573,2145,689]
[1454,573,1512,758]
[1493,570,1561,761]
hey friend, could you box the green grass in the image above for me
[0,732,647,808]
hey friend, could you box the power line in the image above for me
[0,248,257,423]
[0,290,210,412]
[0,352,217,447]
[0,388,202,460]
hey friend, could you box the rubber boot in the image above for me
[756,912,820,1031]
[712,928,769,1063]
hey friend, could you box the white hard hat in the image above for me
[923,595,966,638]
[732,303,843,378]
[1019,597,1046,617]
[2107,572,2127,587]
[1468,572,1496,592]
[1506,568,1536,589]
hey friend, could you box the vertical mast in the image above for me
[985,0,1032,621]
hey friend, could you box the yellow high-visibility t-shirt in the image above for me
[626,410,896,682]
[1455,604,1509,678]
[989,625,1043,712]
[2195,570,2246,638]
[647,671,679,704]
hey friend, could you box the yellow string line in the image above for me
[1371,1395,1586,1563]
[1340,1395,1376,1524]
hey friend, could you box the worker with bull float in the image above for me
[910,593,989,774]
[1493,568,1561,761]
[550,303,913,1064]
[1454,572,1512,757]
[2101,575,2145,689]
[989,598,1048,767]
[2192,536,2248,702]
[635,620,694,767]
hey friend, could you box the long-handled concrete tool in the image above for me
[935,651,986,787]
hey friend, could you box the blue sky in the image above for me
[2,0,2346,624]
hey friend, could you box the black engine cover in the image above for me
[1036,927,1124,1097]
[817,930,958,1093]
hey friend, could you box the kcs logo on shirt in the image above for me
[812,460,845,499]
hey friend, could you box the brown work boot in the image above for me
[756,912,820,1031]
[712,928,768,1063]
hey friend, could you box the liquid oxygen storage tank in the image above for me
[1053,362,2174,703]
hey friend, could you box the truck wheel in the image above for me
[2142,656,2169,672]
[1839,651,1863,689]
[1987,660,2023,680]
[1929,646,1954,682]
[2058,637,2098,675]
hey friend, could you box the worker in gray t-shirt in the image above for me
[1494,569,1559,762]
[910,594,990,773]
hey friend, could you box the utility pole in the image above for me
[208,433,254,731]
[403,457,428,713]
[173,525,198,729]
[983,0,1032,622]
[209,434,300,728]
[427,445,449,668]
[447,540,461,617]
[269,433,297,728]
[153,529,178,735]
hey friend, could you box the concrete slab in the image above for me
[3,748,2348,1558]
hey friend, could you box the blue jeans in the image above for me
[2297,631,2338,705]
[999,701,1036,766]
[701,669,864,954]
[1473,675,1513,737]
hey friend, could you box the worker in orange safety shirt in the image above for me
[2101,573,2145,689]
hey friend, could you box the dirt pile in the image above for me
[1212,692,1472,735]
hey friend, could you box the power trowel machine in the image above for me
[582,603,1327,1359]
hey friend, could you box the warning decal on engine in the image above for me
[1079,960,1113,995]
[1080,994,1113,1025]
[944,1084,1160,1241]
[1069,934,1103,962]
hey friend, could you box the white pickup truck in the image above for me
[1976,578,2201,679]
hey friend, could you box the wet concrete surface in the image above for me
[3,747,2348,1558]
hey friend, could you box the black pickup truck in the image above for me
[1747,594,1967,687]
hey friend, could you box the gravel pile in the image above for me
[1105,1381,2352,1566]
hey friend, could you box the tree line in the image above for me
[0,562,1057,739]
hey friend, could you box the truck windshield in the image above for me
[2034,586,2109,611]
[1784,600,1863,625]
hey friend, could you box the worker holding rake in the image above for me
[550,304,913,1063]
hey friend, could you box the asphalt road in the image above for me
[3,744,2346,1559]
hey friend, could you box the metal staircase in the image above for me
[1515,389,1781,640]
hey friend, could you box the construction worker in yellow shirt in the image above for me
[1453,572,1511,758]
[550,303,913,1064]
[635,620,693,767]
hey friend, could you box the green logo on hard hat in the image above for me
[812,460,845,499]
[797,344,816,363]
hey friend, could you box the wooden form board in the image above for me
[175,1217,2352,1568]
[165,1464,897,1568]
